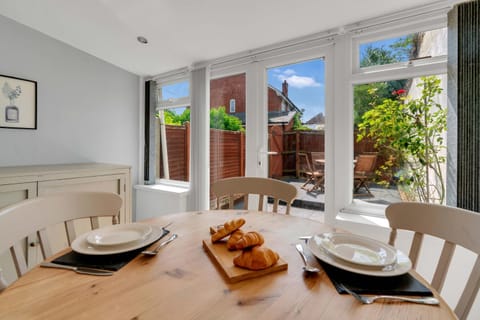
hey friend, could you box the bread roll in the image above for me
[226,229,244,250]
[234,231,264,249]
[210,226,220,235]
[233,246,279,270]
[211,218,246,242]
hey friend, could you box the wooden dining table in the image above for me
[0,210,457,320]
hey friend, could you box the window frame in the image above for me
[143,2,451,222]
[339,18,448,219]
[154,77,191,185]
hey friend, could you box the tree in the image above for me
[357,76,446,203]
[159,106,243,132]
[209,107,243,131]
[360,46,397,67]
[292,113,310,131]
[162,108,190,125]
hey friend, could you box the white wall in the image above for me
[0,15,140,188]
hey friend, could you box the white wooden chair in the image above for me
[211,177,297,214]
[386,202,480,320]
[0,191,122,288]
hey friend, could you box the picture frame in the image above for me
[0,74,37,129]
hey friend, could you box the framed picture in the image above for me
[0,74,37,129]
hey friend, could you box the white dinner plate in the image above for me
[307,234,412,277]
[86,223,152,247]
[72,225,163,255]
[317,232,397,267]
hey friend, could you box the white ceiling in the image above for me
[0,0,440,77]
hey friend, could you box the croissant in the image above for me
[226,229,244,250]
[234,231,264,249]
[210,225,223,235]
[211,218,246,242]
[233,246,279,270]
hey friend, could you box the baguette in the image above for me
[234,231,264,249]
[211,218,245,242]
[233,246,279,270]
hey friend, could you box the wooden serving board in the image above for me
[202,239,288,283]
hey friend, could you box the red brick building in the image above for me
[210,73,301,127]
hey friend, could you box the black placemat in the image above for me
[52,248,145,271]
[52,229,170,271]
[320,261,433,296]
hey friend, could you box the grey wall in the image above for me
[0,15,140,185]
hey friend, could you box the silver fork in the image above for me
[343,287,439,305]
[142,234,178,256]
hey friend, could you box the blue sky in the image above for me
[267,59,325,122]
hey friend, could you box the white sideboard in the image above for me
[0,163,131,221]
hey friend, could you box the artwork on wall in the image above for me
[0,74,37,129]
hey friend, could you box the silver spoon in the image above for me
[296,243,321,273]
[142,234,178,256]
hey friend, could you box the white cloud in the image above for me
[275,69,321,88]
[278,74,322,88]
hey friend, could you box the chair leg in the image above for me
[310,176,325,192]
[301,176,314,190]
[354,178,372,196]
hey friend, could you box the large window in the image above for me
[156,80,190,183]
[349,24,447,215]
[147,3,449,221]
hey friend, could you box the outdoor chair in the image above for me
[353,153,377,196]
[0,191,122,289]
[386,202,480,320]
[311,151,325,171]
[298,153,324,192]
[211,176,297,214]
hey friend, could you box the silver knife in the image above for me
[40,262,114,276]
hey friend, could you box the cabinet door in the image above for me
[0,183,37,209]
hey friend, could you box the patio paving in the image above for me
[280,178,402,220]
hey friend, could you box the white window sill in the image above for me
[336,199,391,230]
[134,181,190,197]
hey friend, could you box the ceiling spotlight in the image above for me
[137,36,148,44]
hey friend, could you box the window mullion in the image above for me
[351,61,447,85]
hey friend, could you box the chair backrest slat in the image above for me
[354,154,377,174]
[455,256,480,320]
[37,229,53,259]
[65,220,77,246]
[11,244,28,277]
[431,241,455,292]
[386,202,480,320]
[409,232,424,269]
[211,177,297,214]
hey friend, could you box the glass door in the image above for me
[265,58,326,216]
[208,50,330,216]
